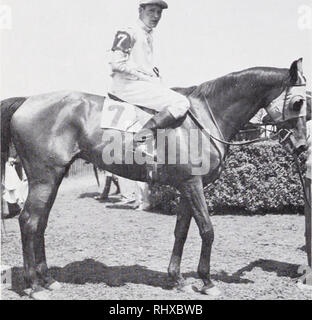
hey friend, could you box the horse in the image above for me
[0,58,307,299]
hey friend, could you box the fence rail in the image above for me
[66,159,95,177]
[234,124,277,141]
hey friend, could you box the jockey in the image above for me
[109,0,190,151]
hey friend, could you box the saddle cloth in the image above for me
[101,96,154,133]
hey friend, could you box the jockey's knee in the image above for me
[167,96,190,119]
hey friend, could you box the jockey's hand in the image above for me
[146,74,161,84]
[136,70,160,83]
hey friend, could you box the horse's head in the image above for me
[264,58,307,155]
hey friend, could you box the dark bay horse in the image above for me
[1,59,307,299]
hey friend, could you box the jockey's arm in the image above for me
[110,50,154,82]
[109,29,159,82]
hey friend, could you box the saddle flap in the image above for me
[101,97,153,133]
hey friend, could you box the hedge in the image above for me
[149,141,306,215]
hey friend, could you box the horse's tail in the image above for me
[93,165,100,187]
[1,97,27,173]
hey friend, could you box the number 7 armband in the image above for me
[111,30,133,54]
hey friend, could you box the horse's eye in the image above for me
[292,99,303,112]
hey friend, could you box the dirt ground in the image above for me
[1,174,311,300]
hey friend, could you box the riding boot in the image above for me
[134,109,177,144]
[132,109,177,180]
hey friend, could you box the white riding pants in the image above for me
[110,79,190,119]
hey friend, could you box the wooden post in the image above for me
[300,117,312,286]
[305,177,312,269]
[301,177,312,286]
[297,180,312,288]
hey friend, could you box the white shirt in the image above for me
[109,19,159,85]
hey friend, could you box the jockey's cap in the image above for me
[139,0,168,9]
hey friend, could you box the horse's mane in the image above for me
[172,85,197,96]
[173,67,290,99]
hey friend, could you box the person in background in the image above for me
[2,156,27,219]
[94,172,121,201]
[135,181,152,211]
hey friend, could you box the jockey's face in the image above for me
[139,4,163,29]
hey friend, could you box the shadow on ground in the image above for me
[78,193,131,205]
[232,259,300,279]
[8,258,301,297]
[78,192,100,199]
[48,259,255,287]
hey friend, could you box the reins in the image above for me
[206,129,282,146]
[188,108,285,148]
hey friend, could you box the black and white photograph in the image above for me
[1,0,312,302]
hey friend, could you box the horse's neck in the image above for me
[202,78,281,141]
[211,96,262,141]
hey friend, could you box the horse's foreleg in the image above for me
[168,197,192,287]
[180,177,221,296]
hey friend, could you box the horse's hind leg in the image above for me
[179,177,221,296]
[168,197,192,287]
[34,173,65,291]
[19,167,65,299]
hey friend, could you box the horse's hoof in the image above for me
[192,285,222,297]
[298,265,307,275]
[94,196,107,201]
[169,276,185,290]
[29,288,51,300]
[45,281,62,291]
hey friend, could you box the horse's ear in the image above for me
[289,58,304,83]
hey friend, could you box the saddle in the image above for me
[100,94,221,181]
[100,93,156,133]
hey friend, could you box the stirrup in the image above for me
[134,129,154,144]
[134,142,156,161]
